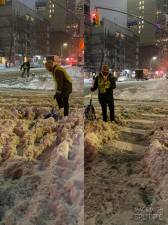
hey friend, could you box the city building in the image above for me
[35,0,47,17]
[127,0,168,70]
[0,0,50,67]
[35,0,84,60]
[127,0,156,45]
[85,18,139,72]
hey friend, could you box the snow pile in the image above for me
[0,108,57,162]
[143,119,168,223]
[116,79,168,101]
[0,107,84,224]
[0,66,82,91]
[144,119,168,183]
[84,120,118,162]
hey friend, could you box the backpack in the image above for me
[84,97,96,121]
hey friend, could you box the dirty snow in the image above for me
[0,66,84,224]
[0,66,82,91]
[115,78,168,101]
[85,78,168,225]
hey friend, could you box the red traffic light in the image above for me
[91,10,100,26]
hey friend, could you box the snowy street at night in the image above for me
[84,77,168,225]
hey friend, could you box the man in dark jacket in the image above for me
[20,61,30,78]
[91,64,116,122]
[45,61,72,116]
[26,61,30,77]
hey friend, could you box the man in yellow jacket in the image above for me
[45,61,72,116]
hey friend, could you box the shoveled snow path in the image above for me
[85,97,168,225]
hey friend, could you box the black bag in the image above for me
[84,96,96,121]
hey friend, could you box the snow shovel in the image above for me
[44,107,62,121]
[84,93,96,121]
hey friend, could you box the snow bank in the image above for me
[143,118,168,223]
[116,79,168,101]
[0,106,84,224]
[144,119,168,183]
[0,66,83,91]
[84,119,118,163]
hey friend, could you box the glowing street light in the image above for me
[63,42,68,47]
[150,56,158,71]
[61,43,68,58]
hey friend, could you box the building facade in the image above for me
[35,0,84,60]
[0,0,50,67]
[85,18,139,72]
[128,0,168,70]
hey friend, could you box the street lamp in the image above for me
[60,43,68,58]
[150,56,157,71]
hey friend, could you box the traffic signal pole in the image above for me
[94,6,163,31]
[95,6,166,70]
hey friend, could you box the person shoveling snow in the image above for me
[45,60,72,117]
[90,64,116,122]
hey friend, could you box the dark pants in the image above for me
[21,69,26,78]
[100,101,115,122]
[56,94,69,116]
[27,69,30,77]
[21,69,29,78]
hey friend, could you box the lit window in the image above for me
[49,9,52,13]
[142,6,144,9]
[139,1,141,5]
[139,26,141,29]
[52,4,54,7]
[49,14,52,18]
[139,6,141,9]
[142,20,144,24]
[138,30,141,34]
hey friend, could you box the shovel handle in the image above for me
[90,92,93,105]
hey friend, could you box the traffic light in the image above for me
[91,10,100,26]
[0,0,6,5]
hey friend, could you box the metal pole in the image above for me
[60,45,63,58]
[94,6,163,31]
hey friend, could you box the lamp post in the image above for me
[150,56,157,71]
[60,42,68,58]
